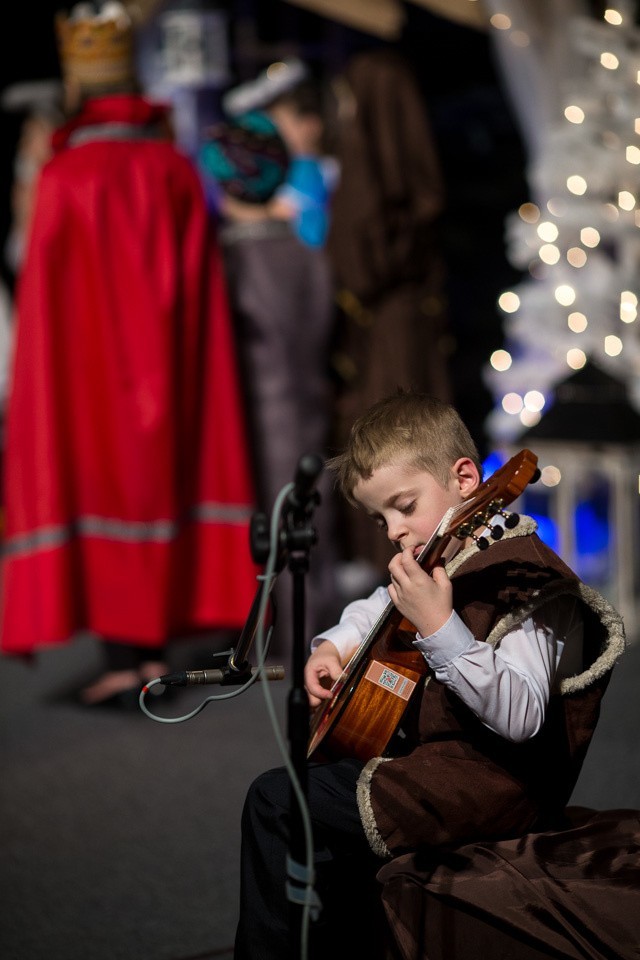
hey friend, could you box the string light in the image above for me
[537,221,559,241]
[605,335,623,355]
[490,13,512,30]
[600,51,620,69]
[498,291,520,313]
[547,198,567,216]
[620,291,638,323]
[567,247,587,267]
[524,390,545,412]
[580,227,600,247]
[490,349,512,371]
[485,4,640,442]
[604,9,623,26]
[502,392,523,414]
[567,348,587,369]
[555,285,576,306]
[567,175,588,195]
[518,203,540,222]
[540,244,560,264]
[568,311,588,332]
[564,105,585,123]
[540,466,562,487]
[519,408,541,427]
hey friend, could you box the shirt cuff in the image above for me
[311,622,360,657]
[413,611,477,669]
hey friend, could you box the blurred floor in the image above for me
[1,626,639,960]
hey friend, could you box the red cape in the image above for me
[2,96,259,652]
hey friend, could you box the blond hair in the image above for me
[328,391,482,504]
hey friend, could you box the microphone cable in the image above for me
[137,486,289,724]
[139,477,318,960]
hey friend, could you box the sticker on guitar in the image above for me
[365,661,416,700]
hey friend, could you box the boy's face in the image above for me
[352,458,480,556]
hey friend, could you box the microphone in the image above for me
[285,453,324,516]
[158,665,285,687]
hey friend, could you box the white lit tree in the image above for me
[480,0,640,441]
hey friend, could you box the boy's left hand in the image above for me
[388,547,453,638]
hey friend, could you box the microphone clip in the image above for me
[282,452,324,527]
[159,648,284,688]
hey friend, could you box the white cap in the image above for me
[223,58,309,117]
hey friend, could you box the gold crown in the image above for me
[55,5,135,90]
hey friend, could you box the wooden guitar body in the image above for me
[308,612,426,763]
[307,449,540,764]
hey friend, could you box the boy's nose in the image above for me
[387,523,407,546]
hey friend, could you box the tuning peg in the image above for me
[487,523,504,540]
[529,468,541,484]
[497,510,519,529]
[472,533,490,550]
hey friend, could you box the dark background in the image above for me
[0,0,529,449]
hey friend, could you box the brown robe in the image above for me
[357,517,626,857]
[360,517,633,958]
[379,805,640,960]
[326,48,452,576]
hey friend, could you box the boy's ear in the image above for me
[450,457,481,497]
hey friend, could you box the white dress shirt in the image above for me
[312,586,584,743]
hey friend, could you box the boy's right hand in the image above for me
[304,640,344,708]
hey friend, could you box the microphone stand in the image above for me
[159,455,323,955]
[224,515,280,683]
[222,453,323,957]
[159,513,282,689]
[277,454,324,959]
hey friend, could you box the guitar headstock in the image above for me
[441,449,539,547]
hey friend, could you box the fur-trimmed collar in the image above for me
[445,513,626,694]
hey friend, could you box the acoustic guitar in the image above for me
[307,449,540,763]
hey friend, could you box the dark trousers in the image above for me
[234,758,390,960]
